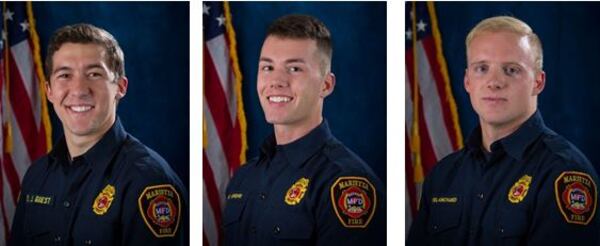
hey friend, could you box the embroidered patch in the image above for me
[93,184,115,215]
[508,175,532,203]
[138,184,181,237]
[555,171,597,225]
[331,176,376,228]
[285,178,309,205]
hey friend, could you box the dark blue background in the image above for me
[433,2,600,172]
[32,2,190,188]
[228,2,387,182]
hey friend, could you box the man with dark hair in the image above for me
[223,14,386,245]
[10,23,187,245]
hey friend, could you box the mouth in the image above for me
[482,97,507,103]
[267,96,293,103]
[67,105,94,113]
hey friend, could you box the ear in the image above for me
[116,76,128,100]
[463,68,472,93]
[45,81,54,103]
[532,70,545,96]
[320,72,336,98]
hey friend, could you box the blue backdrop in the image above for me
[432,2,600,173]
[229,2,387,183]
[32,2,190,188]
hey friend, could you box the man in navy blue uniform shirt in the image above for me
[9,24,187,245]
[407,16,600,245]
[223,15,386,245]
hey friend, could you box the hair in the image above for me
[266,14,333,74]
[466,16,543,70]
[45,23,125,81]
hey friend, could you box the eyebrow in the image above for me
[52,64,105,75]
[259,57,306,64]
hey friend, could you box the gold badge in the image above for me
[93,184,116,215]
[285,178,309,205]
[508,175,532,203]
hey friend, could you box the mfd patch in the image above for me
[330,176,376,228]
[554,171,597,225]
[138,184,181,237]
[508,175,532,203]
[285,177,309,205]
[93,184,115,215]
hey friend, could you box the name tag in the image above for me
[227,193,243,200]
[432,196,458,204]
[25,194,54,206]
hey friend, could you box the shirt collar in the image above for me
[259,119,333,168]
[466,111,546,160]
[49,117,127,172]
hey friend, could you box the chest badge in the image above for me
[508,175,532,203]
[93,184,116,215]
[285,178,309,205]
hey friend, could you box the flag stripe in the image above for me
[206,36,237,125]
[7,54,38,159]
[203,181,219,246]
[203,154,223,245]
[203,100,231,198]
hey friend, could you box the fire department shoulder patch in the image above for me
[138,184,181,237]
[554,171,597,225]
[331,176,376,228]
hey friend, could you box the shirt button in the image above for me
[259,193,267,200]
[477,193,484,200]
[499,227,505,233]
[250,226,257,234]
[432,225,438,230]
[84,239,93,245]
[63,201,71,208]
[273,226,281,235]
[54,235,62,242]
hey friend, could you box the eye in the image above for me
[55,73,71,80]
[287,66,302,73]
[504,65,521,76]
[472,64,488,74]
[88,72,104,79]
[260,65,273,72]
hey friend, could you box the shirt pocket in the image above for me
[71,214,118,246]
[497,206,529,245]
[427,195,462,244]
[268,209,314,242]
[223,194,248,228]
[24,205,55,245]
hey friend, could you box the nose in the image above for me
[69,74,91,96]
[486,69,506,90]
[268,69,289,89]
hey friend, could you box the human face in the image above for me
[46,43,127,141]
[465,31,545,130]
[257,36,334,130]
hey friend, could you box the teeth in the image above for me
[269,96,291,103]
[70,105,92,112]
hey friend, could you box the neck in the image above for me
[65,133,105,159]
[274,116,323,145]
[480,111,535,152]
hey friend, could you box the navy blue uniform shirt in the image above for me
[10,118,188,246]
[224,120,386,245]
[407,111,600,245]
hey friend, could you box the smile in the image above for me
[68,105,94,113]
[268,96,292,103]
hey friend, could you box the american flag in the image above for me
[203,2,247,246]
[405,1,463,234]
[0,2,51,245]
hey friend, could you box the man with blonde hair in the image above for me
[407,16,599,245]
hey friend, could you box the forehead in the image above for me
[467,31,535,64]
[52,43,107,64]
[260,36,319,60]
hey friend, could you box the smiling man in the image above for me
[223,15,386,245]
[407,16,600,245]
[9,24,187,246]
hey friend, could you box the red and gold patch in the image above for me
[508,175,532,203]
[555,171,597,225]
[285,178,309,205]
[138,184,181,237]
[331,176,376,228]
[93,184,115,215]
